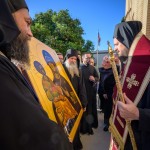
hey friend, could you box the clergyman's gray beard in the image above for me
[65,61,79,78]
[8,34,30,67]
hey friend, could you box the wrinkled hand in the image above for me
[117,93,139,121]
[83,107,86,112]
[68,136,73,143]
[89,75,95,82]
[103,94,108,99]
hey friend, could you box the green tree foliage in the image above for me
[31,9,94,55]
[82,40,94,52]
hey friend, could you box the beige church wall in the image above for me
[125,0,150,39]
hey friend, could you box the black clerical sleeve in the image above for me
[0,55,73,150]
[94,68,99,82]
[125,83,150,150]
[138,83,150,132]
[78,70,87,108]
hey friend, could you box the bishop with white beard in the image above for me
[63,49,87,150]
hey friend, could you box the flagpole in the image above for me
[97,31,101,70]
[96,44,99,70]
[96,31,101,111]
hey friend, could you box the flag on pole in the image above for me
[98,31,101,46]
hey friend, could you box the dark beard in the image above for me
[119,56,128,63]
[0,33,30,66]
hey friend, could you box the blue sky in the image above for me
[26,0,125,51]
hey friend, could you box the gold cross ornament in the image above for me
[126,74,139,89]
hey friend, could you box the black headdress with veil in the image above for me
[0,0,28,47]
[113,21,142,49]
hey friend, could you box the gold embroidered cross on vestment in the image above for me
[126,74,139,89]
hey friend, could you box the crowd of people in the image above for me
[0,0,149,150]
